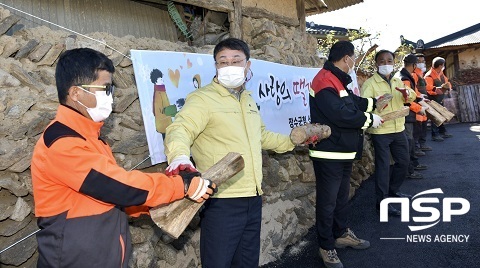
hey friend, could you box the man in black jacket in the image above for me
[397,54,429,179]
[309,41,383,268]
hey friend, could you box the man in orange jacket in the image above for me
[425,57,453,141]
[412,53,432,152]
[396,54,428,180]
[31,48,216,268]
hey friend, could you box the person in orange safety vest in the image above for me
[31,48,216,268]
[396,54,428,180]
[412,53,432,152]
[424,57,453,141]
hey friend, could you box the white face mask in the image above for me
[347,56,355,74]
[378,65,394,76]
[416,63,426,73]
[77,87,113,122]
[217,66,246,88]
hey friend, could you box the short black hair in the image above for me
[150,69,163,83]
[403,54,417,67]
[55,48,114,104]
[374,50,395,62]
[433,57,445,68]
[328,41,355,62]
[213,38,250,61]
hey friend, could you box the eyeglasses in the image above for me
[79,84,115,96]
[215,58,246,68]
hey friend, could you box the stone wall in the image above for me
[0,7,374,267]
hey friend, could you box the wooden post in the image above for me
[229,0,242,39]
[296,0,306,36]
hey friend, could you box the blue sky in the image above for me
[307,0,478,51]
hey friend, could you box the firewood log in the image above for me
[376,93,393,111]
[419,100,447,126]
[379,106,410,122]
[428,100,455,121]
[290,123,331,145]
[150,152,244,239]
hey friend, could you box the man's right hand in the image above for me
[166,155,197,176]
[180,171,217,202]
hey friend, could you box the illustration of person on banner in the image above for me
[163,38,301,267]
[151,68,176,138]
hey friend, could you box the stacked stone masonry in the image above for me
[0,7,374,267]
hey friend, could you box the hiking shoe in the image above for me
[420,145,432,151]
[414,150,426,157]
[319,248,343,268]
[432,136,444,142]
[414,164,428,170]
[334,228,370,249]
[407,172,423,179]
[442,133,453,138]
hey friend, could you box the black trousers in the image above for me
[200,196,262,268]
[432,123,447,136]
[371,131,409,204]
[313,160,352,250]
[414,121,428,148]
[405,123,419,174]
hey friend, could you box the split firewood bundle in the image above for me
[379,106,410,122]
[290,123,331,146]
[376,93,393,111]
[418,100,455,127]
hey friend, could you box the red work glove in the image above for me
[302,135,318,146]
[395,87,408,101]
[180,171,217,202]
[375,93,392,111]
[166,155,197,176]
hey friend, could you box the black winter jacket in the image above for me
[309,61,376,161]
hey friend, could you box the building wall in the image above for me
[458,48,479,69]
[1,0,179,41]
[243,0,298,20]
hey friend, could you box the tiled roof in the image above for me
[403,23,480,49]
[426,23,480,48]
[306,22,357,37]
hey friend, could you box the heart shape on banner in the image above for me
[168,68,180,88]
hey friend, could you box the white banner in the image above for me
[131,50,320,165]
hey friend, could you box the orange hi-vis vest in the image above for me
[31,104,185,267]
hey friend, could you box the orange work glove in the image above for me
[180,171,217,203]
